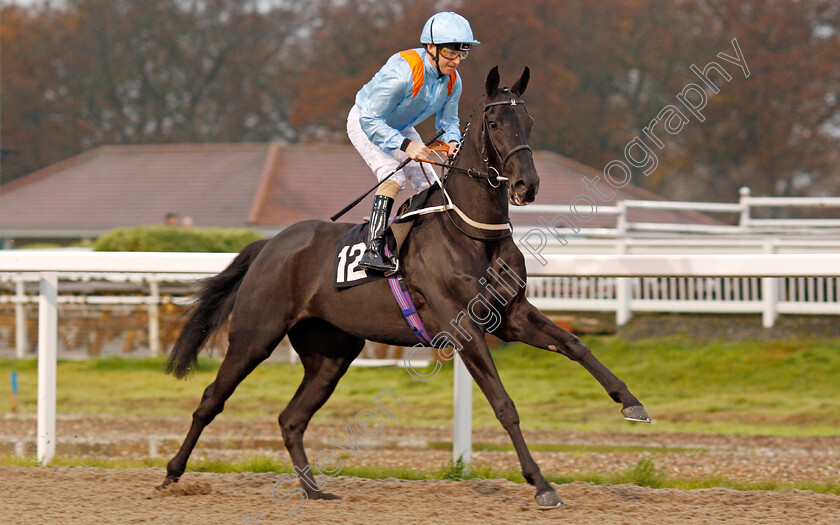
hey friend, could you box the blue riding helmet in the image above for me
[420,12,480,51]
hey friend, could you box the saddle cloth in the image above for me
[332,187,432,290]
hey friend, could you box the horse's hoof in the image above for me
[622,404,652,423]
[535,489,563,510]
[155,475,179,491]
[309,491,340,501]
[155,480,171,491]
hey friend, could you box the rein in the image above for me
[417,157,502,182]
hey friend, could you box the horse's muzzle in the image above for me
[511,180,538,206]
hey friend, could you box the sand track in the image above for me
[3,466,840,524]
[4,414,840,523]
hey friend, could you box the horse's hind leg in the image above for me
[159,327,284,488]
[277,320,364,501]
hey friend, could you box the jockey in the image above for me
[347,11,479,274]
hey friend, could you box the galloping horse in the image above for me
[159,67,650,509]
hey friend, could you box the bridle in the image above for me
[441,92,535,241]
[475,94,534,187]
[422,92,535,187]
[402,91,536,242]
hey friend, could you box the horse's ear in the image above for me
[511,66,530,97]
[485,66,500,97]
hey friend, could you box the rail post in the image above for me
[762,240,778,328]
[15,276,27,358]
[739,186,752,230]
[615,239,632,326]
[452,352,472,465]
[148,277,161,356]
[616,201,628,236]
[37,272,58,465]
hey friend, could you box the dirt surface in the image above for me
[3,466,840,524]
[4,414,840,484]
[3,414,840,523]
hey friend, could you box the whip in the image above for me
[331,129,445,222]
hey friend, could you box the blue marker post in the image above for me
[10,371,18,413]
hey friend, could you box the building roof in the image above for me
[249,143,376,226]
[0,143,715,237]
[513,151,718,228]
[0,144,272,232]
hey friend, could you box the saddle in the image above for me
[333,187,432,290]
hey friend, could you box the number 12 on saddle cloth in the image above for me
[333,187,433,289]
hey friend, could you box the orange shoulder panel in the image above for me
[399,50,424,97]
[448,71,458,96]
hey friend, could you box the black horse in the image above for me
[159,67,650,509]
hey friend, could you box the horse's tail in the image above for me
[166,239,269,379]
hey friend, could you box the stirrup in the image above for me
[358,256,397,274]
[384,258,399,277]
[358,244,397,274]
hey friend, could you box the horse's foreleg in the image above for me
[500,300,650,422]
[452,322,563,509]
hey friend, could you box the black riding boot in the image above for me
[358,195,397,274]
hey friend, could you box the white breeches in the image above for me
[347,105,432,193]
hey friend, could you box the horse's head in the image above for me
[481,66,538,206]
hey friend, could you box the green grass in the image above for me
[3,336,840,435]
[3,454,838,495]
[0,454,168,469]
[428,441,706,454]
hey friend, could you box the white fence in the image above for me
[1,271,209,359]
[4,251,840,466]
[0,252,233,464]
[524,253,840,327]
[510,187,840,237]
[513,238,840,327]
[4,239,839,359]
[507,189,840,327]
[526,275,840,327]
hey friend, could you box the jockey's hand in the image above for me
[405,140,432,161]
[447,141,460,158]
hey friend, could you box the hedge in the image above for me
[93,226,264,252]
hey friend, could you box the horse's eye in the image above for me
[488,121,497,129]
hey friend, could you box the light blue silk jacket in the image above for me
[354,48,462,151]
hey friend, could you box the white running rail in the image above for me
[4,251,840,466]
